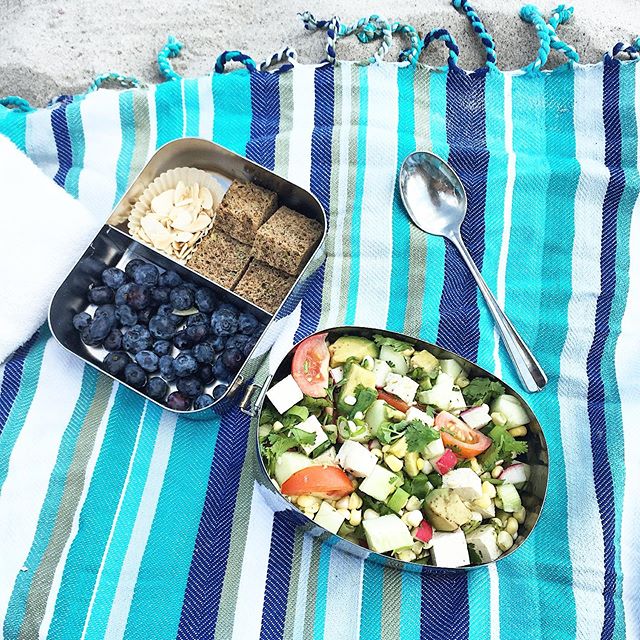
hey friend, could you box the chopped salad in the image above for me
[259,332,535,567]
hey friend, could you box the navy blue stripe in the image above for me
[245,71,280,170]
[423,64,490,640]
[176,405,252,638]
[588,57,625,640]
[51,100,73,188]
[259,512,297,640]
[0,334,37,435]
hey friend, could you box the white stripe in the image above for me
[198,75,214,140]
[493,73,515,380]
[0,339,84,628]
[230,483,275,640]
[39,382,117,639]
[80,402,149,639]
[326,63,352,328]
[354,64,398,327]
[286,65,315,189]
[618,61,640,640]
[103,411,177,639]
[324,548,363,639]
[147,86,157,154]
[558,63,608,638]
[25,108,59,179]
[488,563,500,640]
[78,90,122,217]
[292,533,313,640]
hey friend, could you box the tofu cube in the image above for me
[362,514,414,553]
[336,439,377,478]
[359,465,400,501]
[266,375,303,414]
[442,468,483,501]
[465,525,501,563]
[430,529,471,568]
[423,437,445,460]
[373,359,392,387]
[330,366,344,383]
[384,373,419,405]
[406,406,435,427]
[314,501,347,534]
[295,415,329,455]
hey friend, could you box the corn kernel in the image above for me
[382,444,391,453]
[402,510,424,528]
[469,457,482,475]
[371,448,383,460]
[297,495,321,509]
[337,508,350,519]
[389,436,408,458]
[348,492,363,510]
[416,457,425,471]
[384,454,403,473]
[491,411,507,426]
[405,496,422,511]
[505,517,519,536]
[482,481,497,498]
[349,509,362,527]
[405,452,419,477]
[335,496,350,510]
[273,421,284,432]
[363,509,379,521]
[508,426,528,437]
[497,531,514,551]
[491,465,504,479]
[514,506,526,524]
[473,496,492,510]
[470,511,483,523]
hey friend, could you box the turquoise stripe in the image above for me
[387,66,415,333]
[345,66,368,326]
[155,80,185,147]
[467,568,491,640]
[312,542,332,640]
[184,78,200,137]
[3,367,98,638]
[114,91,135,203]
[47,387,146,639]
[212,70,253,154]
[0,331,48,491]
[63,96,86,198]
[475,70,507,372]
[123,415,219,639]
[399,571,421,640]
[358,561,383,639]
[420,70,448,341]
[0,108,27,150]
[606,60,638,639]
[82,403,163,640]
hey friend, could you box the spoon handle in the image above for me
[448,232,548,393]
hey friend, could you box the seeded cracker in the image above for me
[234,260,295,313]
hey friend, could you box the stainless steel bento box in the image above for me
[242,326,549,572]
[48,138,326,415]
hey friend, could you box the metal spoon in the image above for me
[399,151,547,393]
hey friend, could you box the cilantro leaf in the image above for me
[462,377,505,406]
[373,334,413,352]
[377,420,408,445]
[405,420,441,452]
[478,424,528,470]
[300,394,331,416]
[348,385,378,418]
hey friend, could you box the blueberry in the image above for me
[194,394,215,409]
[159,270,182,288]
[166,391,191,411]
[187,312,209,327]
[149,315,178,340]
[213,358,232,382]
[210,335,227,352]
[153,340,172,357]
[146,376,169,400]
[88,285,114,305]
[212,384,228,400]
[122,325,152,353]
[133,263,159,286]
[94,304,116,325]
[210,308,238,337]
[103,351,130,376]
[159,354,176,381]
[198,363,215,385]
[79,256,106,279]
[186,323,209,343]
[137,307,155,325]
[254,322,267,336]
[115,304,138,327]
[195,288,217,313]
[173,330,192,351]
[73,311,92,331]
[124,363,147,388]
[174,353,198,377]
[103,328,123,351]
[84,315,113,344]
[135,350,159,372]
[183,282,198,293]
[177,376,204,398]
[115,283,151,310]
[193,342,215,364]
[150,286,170,305]
[101,267,127,290]
[238,312,259,335]
[125,258,145,279]
[242,334,259,357]
[225,334,250,352]
[222,348,244,373]
[170,285,195,311]
[80,324,103,347]
[156,304,182,323]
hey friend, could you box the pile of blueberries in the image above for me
[72,258,264,411]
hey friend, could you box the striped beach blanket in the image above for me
[1,19,640,640]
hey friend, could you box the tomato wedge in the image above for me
[435,411,492,458]
[377,389,410,413]
[280,466,354,499]
[292,333,330,398]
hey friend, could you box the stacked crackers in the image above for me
[187,180,323,313]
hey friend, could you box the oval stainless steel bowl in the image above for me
[253,326,549,572]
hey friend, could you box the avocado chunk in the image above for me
[387,487,410,513]
[329,336,379,367]
[338,364,377,407]
[423,488,472,531]
[411,350,440,377]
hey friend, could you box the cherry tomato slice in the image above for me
[435,411,492,458]
[280,465,354,499]
[292,333,330,398]
[377,389,410,413]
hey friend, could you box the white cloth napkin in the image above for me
[0,135,103,363]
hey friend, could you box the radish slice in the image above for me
[460,404,491,429]
[433,449,458,475]
[500,463,531,485]
[415,520,433,543]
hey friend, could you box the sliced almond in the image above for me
[187,213,211,233]
[173,230,194,243]
[150,189,175,216]
[200,186,213,210]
